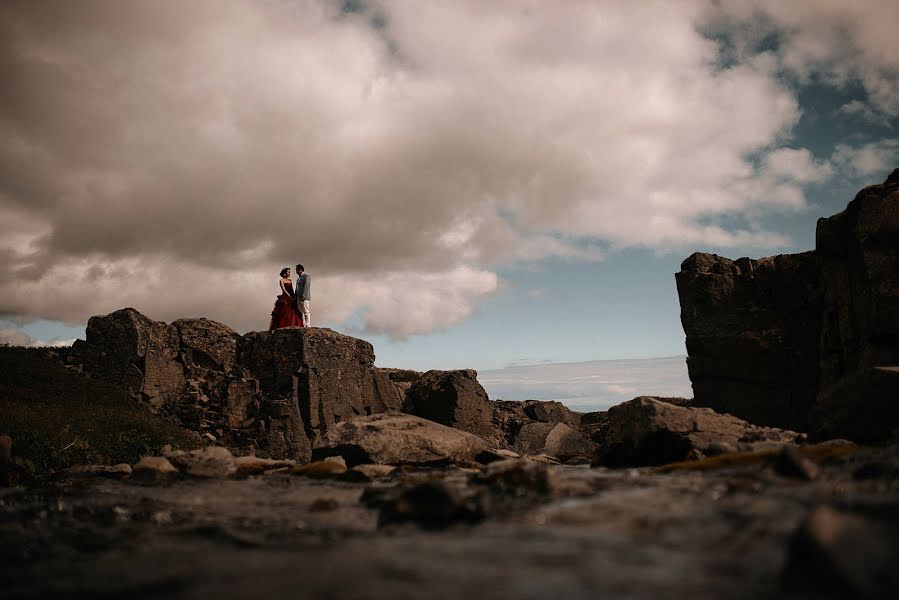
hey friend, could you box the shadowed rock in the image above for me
[173,318,240,373]
[514,422,593,461]
[593,396,798,468]
[810,366,899,443]
[241,328,403,446]
[781,506,899,598]
[72,308,185,410]
[404,369,504,444]
[166,446,237,478]
[677,170,899,437]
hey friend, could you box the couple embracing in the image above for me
[268,264,311,330]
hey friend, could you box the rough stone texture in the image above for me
[809,366,899,443]
[261,398,311,463]
[817,169,899,387]
[165,446,237,478]
[71,308,185,410]
[514,422,593,461]
[491,400,531,445]
[676,252,821,431]
[241,328,403,445]
[374,368,417,408]
[677,170,899,436]
[404,369,503,444]
[132,456,179,478]
[173,318,240,374]
[593,396,798,468]
[523,400,582,429]
[312,411,490,467]
[5,442,899,599]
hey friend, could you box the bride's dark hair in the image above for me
[280,267,290,278]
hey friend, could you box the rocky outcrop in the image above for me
[593,396,798,468]
[817,170,899,385]
[72,308,185,410]
[676,251,821,430]
[311,411,490,467]
[69,310,404,462]
[809,366,899,443]
[677,170,899,437]
[241,328,403,446]
[404,369,504,444]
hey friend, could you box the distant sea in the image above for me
[479,356,691,413]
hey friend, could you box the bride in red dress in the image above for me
[268,267,304,330]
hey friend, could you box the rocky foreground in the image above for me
[2,172,898,598]
[2,440,898,599]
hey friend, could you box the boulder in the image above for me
[72,308,184,410]
[593,396,798,468]
[810,367,899,443]
[165,446,237,478]
[172,318,240,373]
[131,456,179,479]
[523,400,582,429]
[312,411,490,467]
[513,422,593,461]
[404,369,503,444]
[240,328,403,444]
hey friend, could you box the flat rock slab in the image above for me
[312,411,490,467]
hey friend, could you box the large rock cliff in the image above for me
[677,169,899,438]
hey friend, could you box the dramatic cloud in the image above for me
[708,0,899,113]
[0,1,895,336]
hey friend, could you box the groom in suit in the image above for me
[295,264,311,327]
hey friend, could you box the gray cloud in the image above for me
[0,1,895,336]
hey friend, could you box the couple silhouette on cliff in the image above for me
[268,264,311,330]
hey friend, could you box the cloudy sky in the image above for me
[2,1,898,393]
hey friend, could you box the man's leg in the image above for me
[301,300,311,327]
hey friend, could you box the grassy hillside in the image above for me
[0,346,199,483]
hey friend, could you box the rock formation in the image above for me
[677,169,899,438]
[403,369,504,444]
[312,411,490,467]
[593,396,798,467]
[70,310,404,462]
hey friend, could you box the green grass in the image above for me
[0,346,200,482]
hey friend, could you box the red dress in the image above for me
[268,280,304,330]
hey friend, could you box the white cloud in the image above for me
[1,1,891,337]
[707,1,899,112]
[832,140,899,176]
